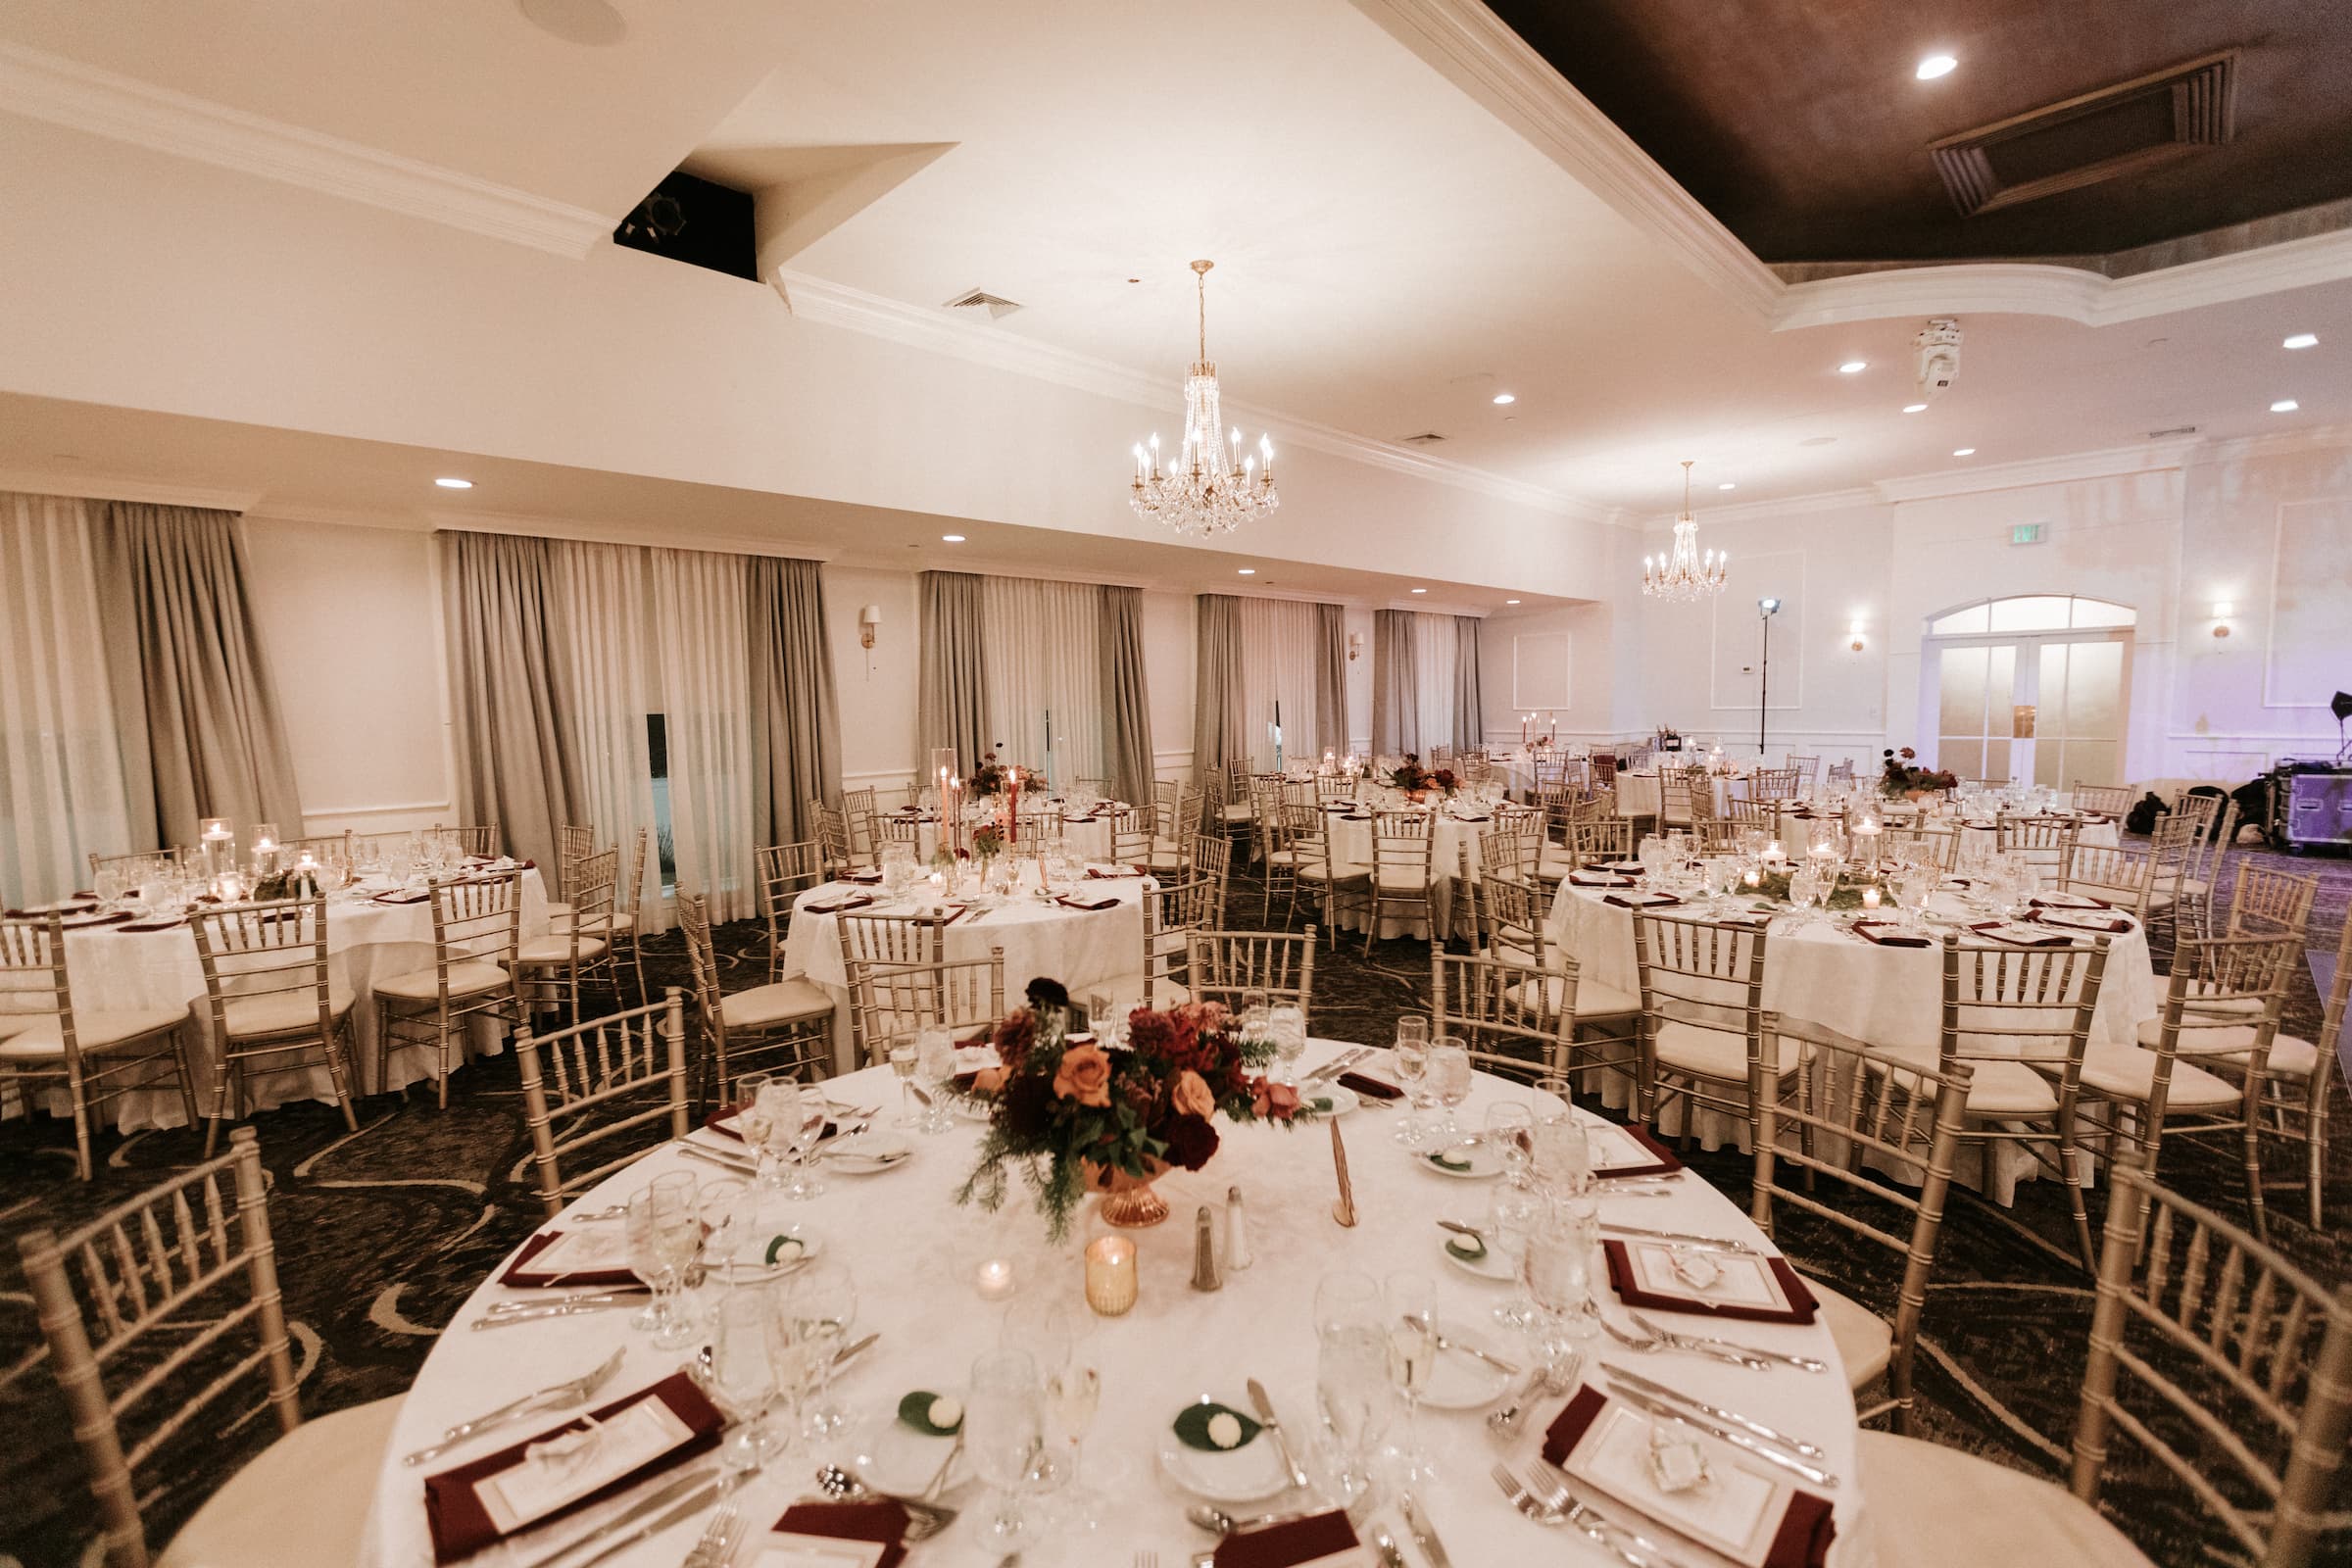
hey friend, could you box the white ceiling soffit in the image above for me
[1348,0,2352,329]
[775,269,1623,527]
[0,42,612,256]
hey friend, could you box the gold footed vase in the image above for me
[1089,1157,1172,1228]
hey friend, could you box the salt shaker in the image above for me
[1190,1203,1223,1292]
[1223,1185,1252,1271]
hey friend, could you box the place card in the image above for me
[1602,1241,1819,1325]
[1054,894,1121,910]
[759,1499,908,1568]
[1543,1388,1837,1568]
[498,1229,646,1290]
[1213,1510,1368,1567]
[474,1394,693,1535]
[1585,1122,1684,1178]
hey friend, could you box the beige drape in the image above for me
[1371,609,1418,755]
[1101,586,1155,806]
[1192,594,1246,777]
[917,570,988,773]
[439,532,582,878]
[1316,603,1349,756]
[1453,615,1485,753]
[749,556,841,852]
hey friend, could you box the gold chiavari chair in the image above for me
[1312,773,1354,806]
[1692,819,1745,855]
[1631,910,1789,1140]
[1108,806,1152,870]
[678,891,831,1102]
[1075,775,1115,800]
[434,822,500,858]
[846,952,1005,1059]
[2239,911,2349,1228]
[1257,797,1303,921]
[1723,796,1776,834]
[1568,815,1635,869]
[2058,840,2163,922]
[565,825,650,1005]
[554,821,596,909]
[1751,767,1801,802]
[17,1126,403,1568]
[1191,832,1233,926]
[1247,775,1288,872]
[1364,809,1436,955]
[1657,768,1699,831]
[86,846,193,887]
[1825,759,1856,787]
[1996,811,2080,880]
[189,896,360,1154]
[757,841,828,984]
[513,847,616,1022]
[1276,803,1368,947]
[809,800,856,879]
[0,915,196,1180]
[1487,876,1641,1095]
[371,868,522,1110]
[1591,753,1619,788]
[1142,874,1217,1008]
[1431,951,1572,1083]
[836,909,950,1065]
[1883,822,1960,871]
[1184,929,1315,1024]
[2071,782,2132,816]
[1147,784,1202,877]
[1785,754,1820,787]
[2078,933,2297,1241]
[514,989,690,1220]
[1476,817,1539,888]
[1751,1017,1972,1431]
[2176,796,2237,940]
[2226,864,2320,941]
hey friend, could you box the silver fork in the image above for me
[1627,1310,1829,1374]
[681,1500,739,1568]
[1486,1352,1578,1440]
[1597,1314,1772,1372]
[1510,1464,1694,1568]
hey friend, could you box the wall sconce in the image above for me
[1847,619,1868,653]
[858,604,881,650]
[2211,601,2233,638]
[1347,631,1363,662]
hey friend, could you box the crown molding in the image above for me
[243,500,427,531]
[425,508,840,561]
[0,42,612,258]
[1871,438,2202,503]
[1348,0,1782,319]
[1634,485,1884,531]
[2188,419,2352,466]
[775,269,1621,527]
[0,465,260,512]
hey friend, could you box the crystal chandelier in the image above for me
[1129,260,1278,538]
[1642,460,1728,602]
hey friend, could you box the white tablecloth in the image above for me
[1544,881,2158,1200]
[360,1042,1873,1568]
[878,810,1117,865]
[1323,806,1495,941]
[1767,805,2121,858]
[1612,770,1748,822]
[24,870,551,1131]
[783,865,1150,1072]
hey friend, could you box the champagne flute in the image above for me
[627,1171,700,1347]
[1428,1040,1472,1138]
[917,1024,956,1134]
[1485,1102,1535,1185]
[967,1349,1045,1548]
[1523,1200,1601,1375]
[1488,1181,1544,1329]
[781,1089,828,1202]
[734,1072,776,1186]
[1383,1273,1440,1484]
[1391,1015,1432,1146]
[793,1259,857,1438]
[887,1034,922,1129]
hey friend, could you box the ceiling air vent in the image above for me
[1930,51,2236,218]
[943,288,1022,320]
[1398,432,1447,447]
[2147,423,2200,439]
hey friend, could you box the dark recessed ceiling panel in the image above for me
[1484,0,2352,266]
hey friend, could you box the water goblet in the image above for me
[1270,1004,1307,1085]
[793,1258,857,1438]
[1523,1200,1601,1368]
[710,1285,780,1473]
[626,1171,701,1348]
[1392,1021,1433,1147]
[966,1349,1045,1549]
[1484,1102,1535,1185]
[916,1025,956,1134]
[1426,1041,1472,1138]
[887,1035,922,1128]
[1487,1181,1544,1330]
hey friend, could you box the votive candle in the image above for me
[974,1257,1017,1301]
[1084,1236,1138,1316]
[1861,886,1882,910]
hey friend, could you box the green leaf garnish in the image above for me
[1310,1096,1336,1113]
[1173,1399,1262,1452]
[1428,1148,1473,1171]
[764,1234,807,1265]
[1446,1235,1488,1261]
[898,1391,962,1436]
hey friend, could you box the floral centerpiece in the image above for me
[1880,747,1958,801]
[1387,754,1459,798]
[966,749,1041,799]
[955,1000,1308,1239]
[1747,867,1867,911]
[969,823,1004,861]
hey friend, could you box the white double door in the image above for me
[1931,629,2131,789]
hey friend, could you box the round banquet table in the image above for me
[1544,879,2158,1201]
[9,867,551,1132]
[782,864,1149,1073]
[1612,769,1748,823]
[877,807,1118,865]
[360,1041,1874,1568]
[1321,803,1498,942]
[1766,801,2120,858]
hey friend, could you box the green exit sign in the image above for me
[2010,523,2046,545]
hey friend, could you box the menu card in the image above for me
[1213,1510,1367,1567]
[498,1229,645,1290]
[1585,1122,1684,1178]
[759,1499,909,1568]
[1602,1240,1820,1325]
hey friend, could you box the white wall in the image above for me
[822,563,923,790]
[1476,601,1617,746]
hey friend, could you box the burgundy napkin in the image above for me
[1338,813,1373,821]
[841,869,885,885]
[1054,894,1121,911]
[2029,909,2132,934]
[1603,892,1683,909]
[1851,920,1932,949]
[771,1499,910,1567]
[4,900,100,919]
[114,917,189,933]
[422,1371,722,1563]
[371,889,431,906]
[1336,1071,1401,1102]
[703,1104,855,1146]
[2031,893,2112,910]
[1601,1240,1820,1325]
[803,893,875,916]
[1596,861,1647,875]
[1541,1387,1837,1568]
[496,1230,646,1290]
[1592,1123,1684,1179]
[1966,920,2071,948]
[1085,866,1147,879]
[58,910,135,930]
[1570,873,1635,889]
[1214,1509,1361,1567]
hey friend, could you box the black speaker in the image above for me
[613,171,757,282]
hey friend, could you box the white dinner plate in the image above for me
[823,1130,913,1172]
[1438,1230,1516,1284]
[852,1397,966,1495]
[1415,1323,1517,1409]
[1413,1142,1504,1181]
[1298,1084,1359,1118]
[1156,1417,1291,1504]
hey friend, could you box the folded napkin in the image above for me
[1337,813,1373,821]
[841,869,886,885]
[2078,812,2114,825]
[2030,909,2132,934]
[4,897,100,918]
[1084,866,1147,879]
[770,1499,911,1568]
[371,889,431,906]
[1214,1509,1365,1567]
[1335,1071,1401,1102]
[1603,892,1683,909]
[58,909,136,930]
[1597,861,1647,875]
[422,1371,723,1563]
[1569,873,1636,889]
[2031,892,2112,910]
[1054,894,1121,911]
[1851,920,1932,949]
[114,917,188,933]
[497,1229,647,1290]
[1542,1387,1837,1568]
[1589,1122,1685,1179]
[704,1105,857,1146]
[1601,1240,1820,1325]
[802,893,875,916]
[1967,920,2072,948]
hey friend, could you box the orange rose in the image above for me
[1052,1044,1113,1107]
[970,1066,1007,1096]
[1170,1068,1217,1121]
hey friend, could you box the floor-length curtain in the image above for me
[980,578,1103,785]
[1413,611,1457,754]
[549,540,662,926]
[654,549,757,922]
[96,503,303,849]
[1,494,138,905]
[1371,609,1418,756]
[440,532,582,879]
[749,557,842,854]
[1315,603,1349,757]
[918,571,988,774]
[1101,587,1155,807]
[1193,595,1246,779]
[1238,598,1319,771]
[1452,615,1484,753]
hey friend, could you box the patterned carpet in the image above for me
[1,839,2345,1567]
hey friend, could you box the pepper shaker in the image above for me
[1190,1203,1223,1292]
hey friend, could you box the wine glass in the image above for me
[793,1258,857,1438]
[781,1089,828,1202]
[1427,1040,1472,1138]
[710,1285,780,1473]
[1487,1181,1544,1330]
[1809,863,1839,924]
[1240,990,1270,1054]
[734,1072,777,1185]
[1787,866,1820,929]
[887,1034,922,1129]
[626,1171,700,1348]
[917,1024,956,1134]
[1311,1270,1388,1505]
[1529,1117,1592,1199]
[1383,1273,1440,1484]
[1391,1016,1432,1146]
[1484,1102,1534,1185]
[1523,1200,1601,1366]
[1269,1004,1307,1085]
[966,1349,1045,1549]
[756,1078,803,1191]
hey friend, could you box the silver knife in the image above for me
[1598,1222,1761,1255]
[1367,1522,1410,1568]
[1425,1321,1519,1377]
[1607,1367,1826,1457]
[564,1478,729,1568]
[1244,1378,1312,1493]
[677,1143,758,1176]
[472,1299,644,1330]
[1397,1492,1455,1568]
[509,1461,718,1568]
[1605,1384,1838,1489]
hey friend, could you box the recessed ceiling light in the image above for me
[1717,482,1736,491]
[1838,361,1867,374]
[1237,568,1255,575]
[2283,332,2319,350]
[1411,587,1428,594]
[435,476,472,489]
[1492,393,1516,405]
[942,533,966,542]
[1915,54,1957,80]
[1952,447,1976,457]
[2270,400,2299,414]
[1505,599,1521,606]
[1902,404,1928,414]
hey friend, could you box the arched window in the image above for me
[1927,596,2135,636]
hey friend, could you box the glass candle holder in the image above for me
[1083,1235,1138,1316]
[974,1256,1018,1301]
[198,818,236,881]
[250,822,280,878]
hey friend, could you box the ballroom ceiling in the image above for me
[1484,0,2352,268]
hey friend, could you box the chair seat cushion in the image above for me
[2249,1032,2318,1079]
[2178,983,2263,1018]
[1874,1042,2059,1118]
[1297,861,1370,884]
[157,1395,405,1568]
[0,1006,187,1058]
[1854,1431,2153,1567]
[1220,804,1255,823]
[1652,1018,1799,1083]
[371,958,511,1003]
[1505,974,1642,1019]
[1370,866,1432,891]
[542,900,574,919]
[720,978,834,1028]
[222,984,355,1040]
[2078,1044,2242,1109]
[1814,1278,1892,1392]
[553,909,634,936]
[2131,1017,2263,1054]
[2068,883,2173,911]
[515,935,610,965]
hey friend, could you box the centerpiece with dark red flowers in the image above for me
[955,1000,1307,1238]
[1880,747,1958,801]
[966,749,1041,800]
[1387,754,1459,800]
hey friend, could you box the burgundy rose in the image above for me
[1160,1112,1220,1171]
[1001,1073,1055,1140]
